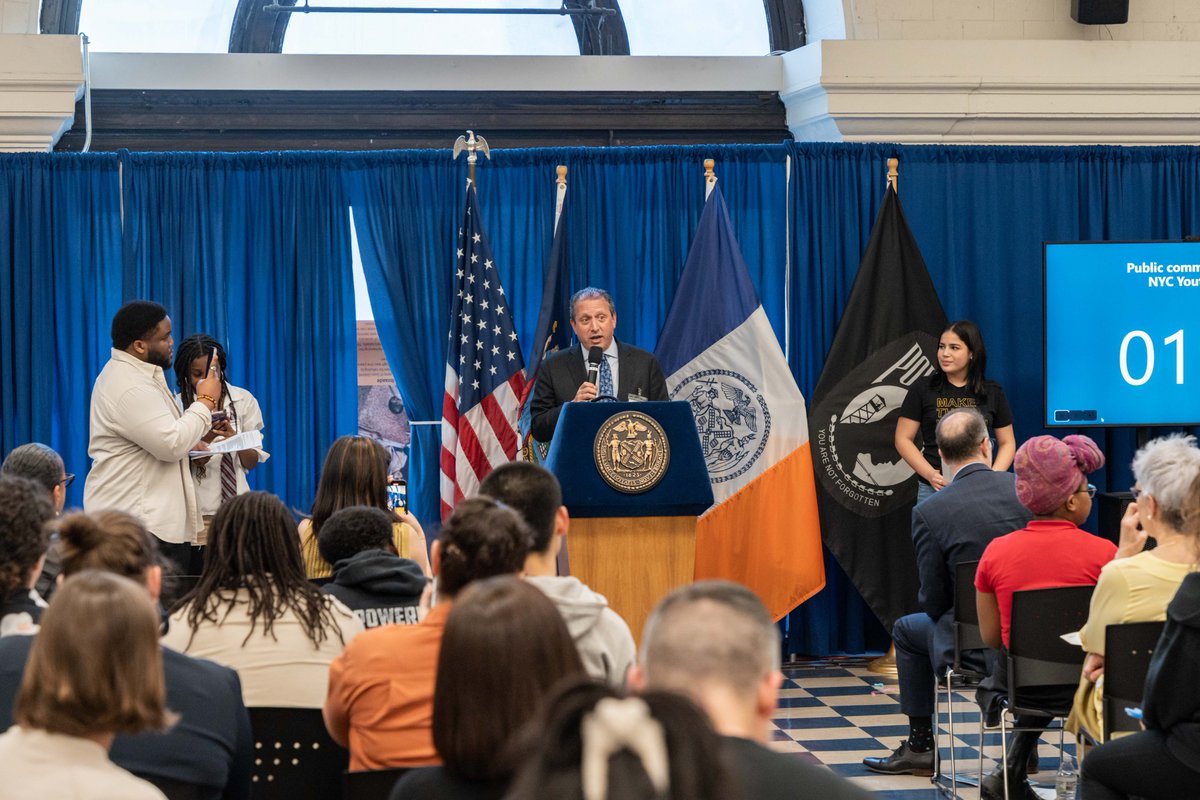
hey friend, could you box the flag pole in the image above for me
[869,154,903,679]
[452,129,491,185]
[704,157,717,200]
[554,165,567,230]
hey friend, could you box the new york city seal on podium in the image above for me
[593,411,670,493]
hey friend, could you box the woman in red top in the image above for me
[973,434,1119,800]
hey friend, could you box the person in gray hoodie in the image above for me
[478,462,635,686]
[318,506,427,628]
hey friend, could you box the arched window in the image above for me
[77,0,237,52]
[623,0,770,56]
[282,0,582,56]
[59,0,790,55]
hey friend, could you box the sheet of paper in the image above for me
[189,430,263,458]
[1060,630,1082,647]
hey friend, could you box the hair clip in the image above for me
[581,697,669,800]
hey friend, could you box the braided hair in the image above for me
[175,492,345,649]
[173,334,232,411]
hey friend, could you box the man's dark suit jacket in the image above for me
[912,461,1031,621]
[529,341,668,442]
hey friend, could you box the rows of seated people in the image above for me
[0,441,874,800]
[859,410,1200,800]
[2,427,1198,800]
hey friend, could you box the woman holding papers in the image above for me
[173,335,269,538]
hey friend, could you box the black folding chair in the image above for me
[1101,620,1164,742]
[342,768,410,800]
[248,707,349,800]
[933,560,989,798]
[140,776,207,800]
[996,585,1093,800]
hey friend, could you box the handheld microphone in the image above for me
[586,346,603,397]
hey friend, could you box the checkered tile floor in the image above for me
[768,658,1075,799]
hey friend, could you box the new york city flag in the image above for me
[656,183,825,620]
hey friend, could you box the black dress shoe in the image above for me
[862,741,934,777]
[979,767,1039,800]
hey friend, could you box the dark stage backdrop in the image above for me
[5,143,1200,654]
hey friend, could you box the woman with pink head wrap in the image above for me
[971,434,1118,800]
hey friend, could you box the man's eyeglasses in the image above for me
[60,473,75,488]
[1078,483,1096,498]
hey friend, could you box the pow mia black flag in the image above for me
[809,183,947,633]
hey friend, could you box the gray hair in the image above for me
[935,408,987,466]
[640,580,779,702]
[569,287,615,320]
[1,443,64,494]
[1132,433,1200,531]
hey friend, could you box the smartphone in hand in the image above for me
[387,478,407,514]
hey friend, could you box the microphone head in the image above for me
[588,346,604,365]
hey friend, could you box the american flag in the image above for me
[440,182,526,520]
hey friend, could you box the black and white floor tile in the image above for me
[769,658,1074,799]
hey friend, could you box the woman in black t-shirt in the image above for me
[894,320,1015,502]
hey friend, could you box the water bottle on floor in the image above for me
[1055,750,1078,799]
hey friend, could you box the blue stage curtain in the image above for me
[12,144,1200,656]
[783,142,1200,654]
[341,151,463,531]
[0,153,123,509]
[120,152,357,513]
[344,144,788,533]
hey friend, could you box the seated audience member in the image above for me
[630,581,873,800]
[0,509,252,800]
[865,409,1031,777]
[0,476,54,635]
[325,497,532,770]
[506,679,735,800]
[0,571,170,800]
[974,434,1119,800]
[300,436,429,581]
[1081,473,1200,800]
[478,462,635,685]
[319,505,427,628]
[1069,434,1200,742]
[1,443,68,600]
[390,577,585,799]
[163,491,363,708]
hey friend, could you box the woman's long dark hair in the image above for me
[506,679,735,800]
[175,492,344,648]
[933,319,989,395]
[309,436,391,541]
[173,334,232,411]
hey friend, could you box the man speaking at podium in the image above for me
[529,287,668,442]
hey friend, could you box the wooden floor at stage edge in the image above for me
[567,515,697,643]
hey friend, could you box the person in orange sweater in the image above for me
[323,497,532,771]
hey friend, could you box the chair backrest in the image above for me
[953,561,986,664]
[140,775,208,800]
[248,706,349,800]
[1007,585,1094,710]
[342,768,410,800]
[1102,620,1165,741]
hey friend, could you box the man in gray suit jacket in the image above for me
[864,408,1031,777]
[529,287,667,442]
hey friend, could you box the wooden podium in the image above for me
[543,401,712,642]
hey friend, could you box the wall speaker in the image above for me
[1072,0,1129,25]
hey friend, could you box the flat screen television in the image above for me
[1045,240,1200,428]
